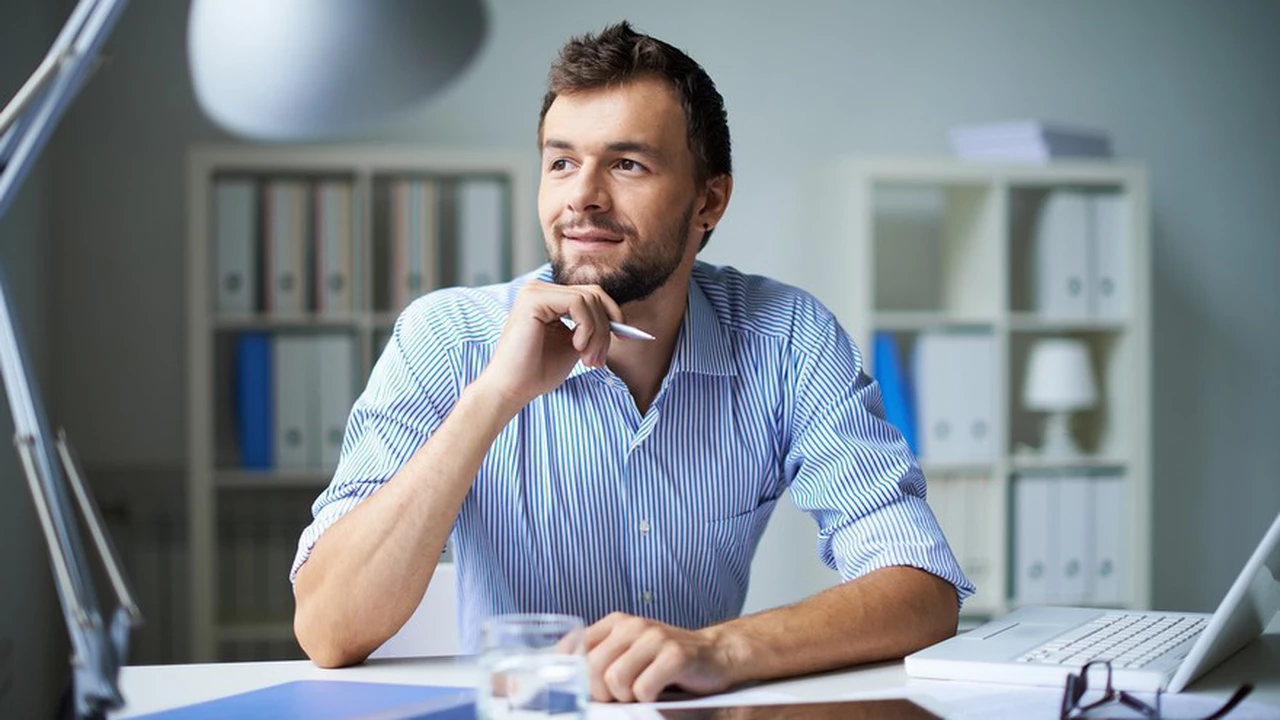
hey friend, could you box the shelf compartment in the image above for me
[1007,183,1132,320]
[871,181,1002,317]
[1007,330,1134,460]
[213,328,362,471]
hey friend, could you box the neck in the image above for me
[606,262,695,414]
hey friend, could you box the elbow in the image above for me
[293,581,373,668]
[294,607,371,668]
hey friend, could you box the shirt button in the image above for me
[638,519,651,534]
[642,590,653,604]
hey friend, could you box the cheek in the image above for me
[537,189,558,227]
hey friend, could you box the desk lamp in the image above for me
[0,1,485,716]
[1022,337,1097,458]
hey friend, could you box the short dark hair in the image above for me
[539,21,731,249]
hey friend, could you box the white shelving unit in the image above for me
[186,145,538,661]
[814,157,1151,620]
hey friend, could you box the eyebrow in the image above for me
[542,138,665,161]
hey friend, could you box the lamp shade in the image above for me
[1022,338,1097,412]
[187,0,487,141]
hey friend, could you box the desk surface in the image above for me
[112,633,1280,719]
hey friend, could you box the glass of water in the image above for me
[478,613,588,719]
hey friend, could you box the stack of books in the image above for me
[948,120,1112,161]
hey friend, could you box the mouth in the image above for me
[562,229,623,243]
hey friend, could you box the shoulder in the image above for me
[693,262,840,346]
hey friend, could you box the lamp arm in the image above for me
[0,0,136,718]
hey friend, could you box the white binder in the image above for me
[1091,194,1128,319]
[913,332,995,464]
[316,334,357,470]
[959,475,993,595]
[390,179,439,310]
[272,334,316,468]
[214,178,257,315]
[1034,191,1091,318]
[1091,472,1125,604]
[1056,473,1093,604]
[263,180,308,315]
[456,178,506,287]
[928,476,963,564]
[313,180,355,315]
[1014,473,1058,605]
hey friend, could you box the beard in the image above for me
[549,200,694,305]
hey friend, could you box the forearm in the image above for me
[706,566,959,686]
[293,381,519,667]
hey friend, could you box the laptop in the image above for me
[906,509,1280,693]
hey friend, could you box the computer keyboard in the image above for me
[1016,613,1208,669]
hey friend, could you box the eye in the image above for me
[548,158,570,172]
[617,158,645,173]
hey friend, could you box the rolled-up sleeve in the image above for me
[783,312,975,604]
[289,301,460,584]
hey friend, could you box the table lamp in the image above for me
[1022,338,1097,458]
[0,1,485,716]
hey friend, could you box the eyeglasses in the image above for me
[1060,660,1253,720]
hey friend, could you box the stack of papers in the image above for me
[948,120,1112,161]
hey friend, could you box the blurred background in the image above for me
[2,1,1278,716]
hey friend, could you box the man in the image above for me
[292,21,973,703]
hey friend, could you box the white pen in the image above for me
[560,316,655,341]
[607,321,655,341]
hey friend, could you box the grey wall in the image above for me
[0,1,70,717]
[42,0,1280,629]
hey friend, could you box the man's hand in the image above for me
[475,280,623,411]
[584,612,740,703]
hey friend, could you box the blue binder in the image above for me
[873,331,918,454]
[234,332,273,468]
[131,681,474,720]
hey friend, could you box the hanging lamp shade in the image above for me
[187,0,487,141]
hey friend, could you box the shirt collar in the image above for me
[670,268,736,377]
[533,264,736,379]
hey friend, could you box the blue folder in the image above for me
[234,332,273,468]
[131,680,475,720]
[873,331,919,454]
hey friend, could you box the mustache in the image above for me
[555,216,632,237]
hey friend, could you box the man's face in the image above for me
[539,77,701,304]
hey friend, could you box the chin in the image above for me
[553,256,613,286]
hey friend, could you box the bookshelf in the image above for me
[186,145,538,662]
[816,157,1150,620]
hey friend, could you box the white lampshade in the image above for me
[1023,338,1097,412]
[188,0,487,141]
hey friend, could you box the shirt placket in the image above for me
[623,374,680,618]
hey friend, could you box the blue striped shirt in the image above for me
[292,262,974,652]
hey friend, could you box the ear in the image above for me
[695,174,733,232]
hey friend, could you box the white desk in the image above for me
[112,632,1280,719]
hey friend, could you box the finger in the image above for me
[584,612,626,650]
[586,625,633,702]
[566,292,613,366]
[564,294,606,363]
[600,627,667,703]
[582,286,625,359]
[583,284,625,324]
[632,642,690,703]
[586,616,649,702]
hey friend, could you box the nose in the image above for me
[566,162,610,214]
